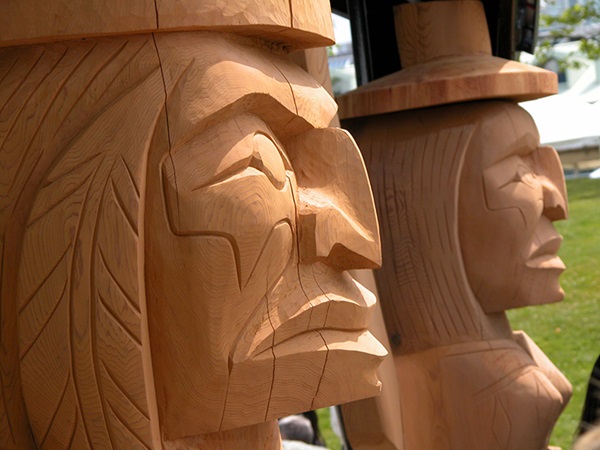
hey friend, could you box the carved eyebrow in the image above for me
[167,113,294,196]
[495,163,535,190]
[190,133,287,192]
[171,93,313,151]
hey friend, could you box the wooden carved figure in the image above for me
[338,1,572,449]
[0,2,386,449]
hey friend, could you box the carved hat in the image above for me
[0,0,334,50]
[337,0,557,120]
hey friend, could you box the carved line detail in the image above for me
[97,290,142,349]
[19,278,68,360]
[119,155,140,199]
[18,244,70,314]
[39,371,71,447]
[50,40,128,140]
[310,331,329,410]
[40,153,102,190]
[2,48,67,194]
[244,219,293,290]
[100,359,148,421]
[90,167,118,450]
[0,49,45,152]
[474,365,537,400]
[65,404,79,450]
[28,167,96,227]
[106,399,151,450]
[259,274,278,423]
[98,248,141,317]
[47,54,159,185]
[67,169,98,449]
[99,40,148,110]
[0,55,18,87]
[110,179,138,236]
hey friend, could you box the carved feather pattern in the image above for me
[3,36,164,449]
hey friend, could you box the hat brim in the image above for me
[337,55,557,120]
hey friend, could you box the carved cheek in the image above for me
[165,167,296,290]
[483,160,544,237]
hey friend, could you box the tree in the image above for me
[536,0,600,68]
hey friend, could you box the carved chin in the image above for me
[477,263,565,313]
[219,264,387,432]
[221,329,385,432]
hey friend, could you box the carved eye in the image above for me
[514,165,537,188]
[251,133,287,190]
[496,163,537,190]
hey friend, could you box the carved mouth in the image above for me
[222,263,386,429]
[254,292,376,358]
[231,263,377,364]
[525,233,565,270]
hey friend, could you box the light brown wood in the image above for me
[345,100,572,450]
[292,45,400,450]
[290,47,340,127]
[341,270,405,450]
[0,6,385,447]
[337,4,571,447]
[0,35,164,450]
[149,30,386,441]
[336,0,557,119]
[0,0,334,50]
[148,35,385,437]
[163,419,282,450]
[395,0,491,68]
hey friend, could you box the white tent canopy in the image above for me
[520,95,600,151]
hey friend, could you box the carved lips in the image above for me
[232,262,378,362]
[525,225,565,270]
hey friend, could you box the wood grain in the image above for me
[1,35,164,449]
[0,0,334,50]
[145,31,384,442]
[341,270,404,450]
[336,1,557,119]
[1,6,384,446]
[290,47,340,126]
[345,100,572,449]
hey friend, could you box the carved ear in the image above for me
[286,128,382,270]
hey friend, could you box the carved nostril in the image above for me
[543,204,567,221]
[297,194,381,270]
[542,181,568,221]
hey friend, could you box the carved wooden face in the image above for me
[459,102,568,313]
[145,32,384,440]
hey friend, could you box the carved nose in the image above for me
[542,180,568,221]
[286,128,381,270]
[536,146,568,221]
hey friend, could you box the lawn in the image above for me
[508,177,600,449]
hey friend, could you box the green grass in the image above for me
[316,408,342,450]
[508,177,600,449]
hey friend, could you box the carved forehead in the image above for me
[154,31,337,147]
[471,102,541,167]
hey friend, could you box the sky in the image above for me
[332,13,352,45]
